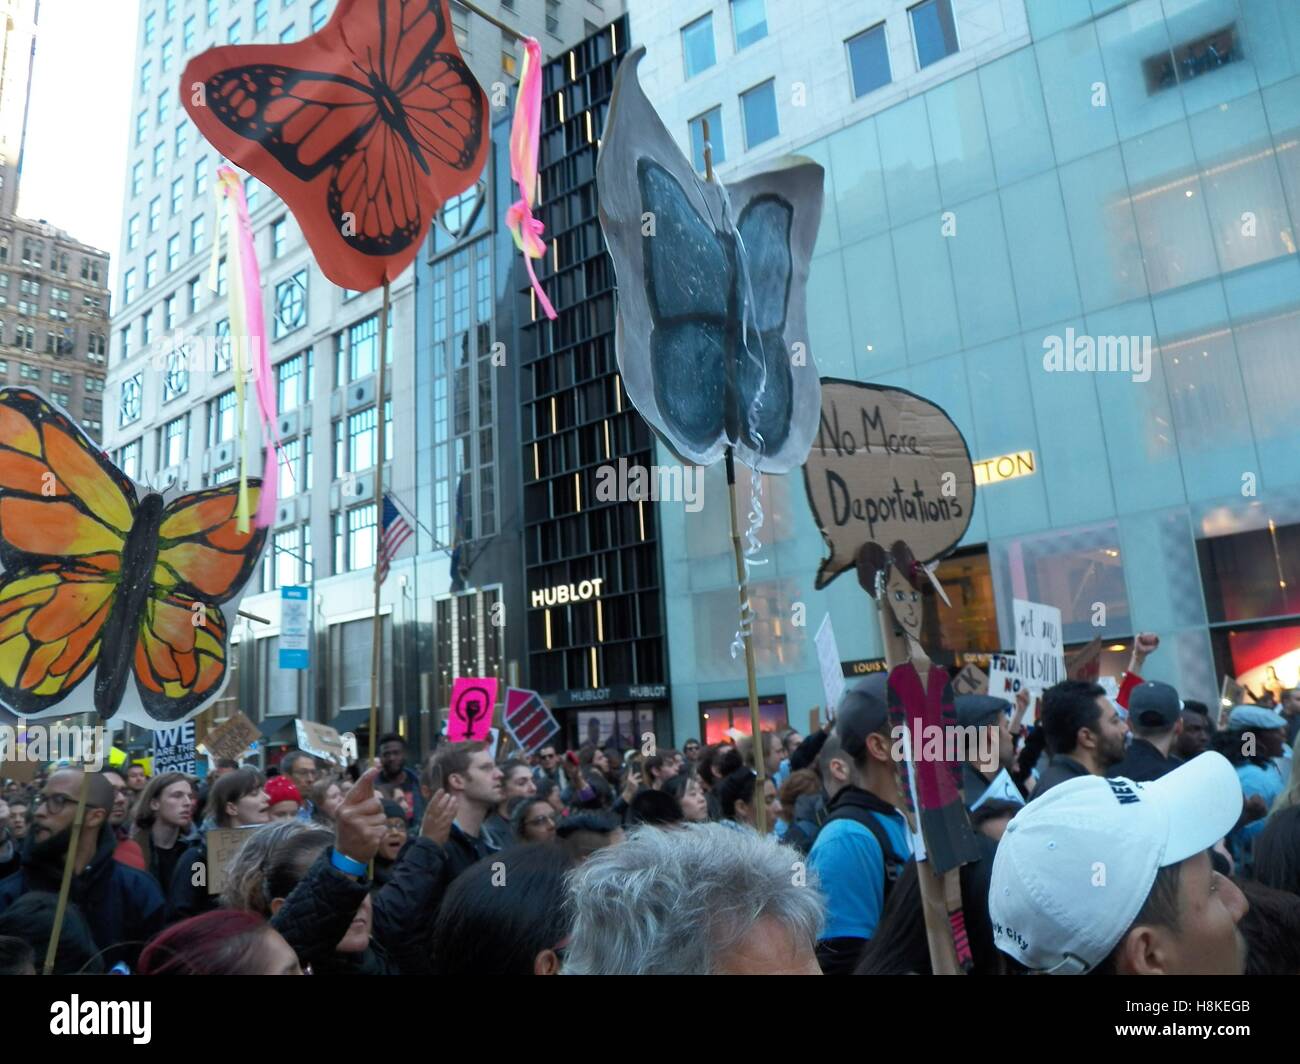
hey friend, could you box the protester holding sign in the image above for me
[0,770,165,971]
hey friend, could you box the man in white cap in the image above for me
[989,752,1248,974]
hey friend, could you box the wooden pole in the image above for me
[368,280,391,768]
[43,766,92,975]
[700,118,767,833]
[459,0,526,41]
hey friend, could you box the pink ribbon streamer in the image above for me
[507,37,557,321]
[217,165,280,528]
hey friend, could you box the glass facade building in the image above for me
[657,0,1300,742]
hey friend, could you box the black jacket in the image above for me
[1108,738,1181,783]
[0,828,165,971]
[167,840,216,922]
[1031,755,1090,799]
[271,837,451,975]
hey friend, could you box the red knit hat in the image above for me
[265,776,302,807]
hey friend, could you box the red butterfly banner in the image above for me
[180,0,489,292]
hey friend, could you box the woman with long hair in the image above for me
[129,772,197,894]
[168,768,270,922]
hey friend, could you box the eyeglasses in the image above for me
[37,793,84,813]
[384,822,408,833]
[526,814,556,827]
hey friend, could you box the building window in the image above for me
[141,309,154,346]
[740,79,779,149]
[153,142,166,178]
[164,293,178,330]
[346,405,376,472]
[276,350,308,412]
[145,252,158,289]
[149,196,162,233]
[160,415,187,467]
[163,347,189,402]
[135,110,147,146]
[545,0,559,35]
[311,0,328,32]
[206,0,218,28]
[19,363,39,381]
[190,214,206,255]
[117,439,141,480]
[170,176,184,215]
[183,15,195,51]
[346,314,379,380]
[272,216,288,258]
[161,37,175,72]
[682,14,715,79]
[141,60,152,94]
[274,270,307,339]
[119,326,131,362]
[188,276,202,317]
[194,157,207,198]
[346,504,377,572]
[847,24,891,98]
[167,234,180,272]
[213,318,231,372]
[123,268,137,305]
[910,0,958,69]
[254,0,268,32]
[278,436,300,498]
[120,374,143,426]
[228,18,242,44]
[440,184,482,237]
[502,50,516,77]
[245,175,260,212]
[132,161,144,197]
[144,10,156,45]
[209,389,235,444]
[127,214,141,251]
[279,23,296,43]
[217,256,227,296]
[731,0,767,50]
[164,0,175,21]
[688,107,725,174]
[175,122,188,159]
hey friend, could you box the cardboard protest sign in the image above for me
[504,688,559,755]
[596,47,824,474]
[1013,600,1065,695]
[969,768,1025,812]
[448,678,498,742]
[153,721,198,775]
[988,653,1025,698]
[951,663,989,697]
[1219,676,1246,728]
[803,381,975,588]
[0,388,268,728]
[205,826,258,896]
[202,711,262,763]
[814,615,846,718]
[1066,637,1103,682]
[294,719,346,766]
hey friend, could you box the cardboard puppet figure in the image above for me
[858,538,982,970]
[0,390,268,728]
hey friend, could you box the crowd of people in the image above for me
[1,632,1298,976]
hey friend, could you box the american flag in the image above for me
[377,493,413,585]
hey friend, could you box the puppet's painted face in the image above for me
[886,566,922,642]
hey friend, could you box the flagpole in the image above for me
[368,280,391,770]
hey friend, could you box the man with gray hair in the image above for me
[561,822,823,975]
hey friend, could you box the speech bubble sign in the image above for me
[802,379,975,589]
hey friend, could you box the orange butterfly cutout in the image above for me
[0,389,267,724]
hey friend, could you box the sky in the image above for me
[18,0,141,296]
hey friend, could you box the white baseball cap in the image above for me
[989,752,1242,974]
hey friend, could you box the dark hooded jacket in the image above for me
[0,825,165,971]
